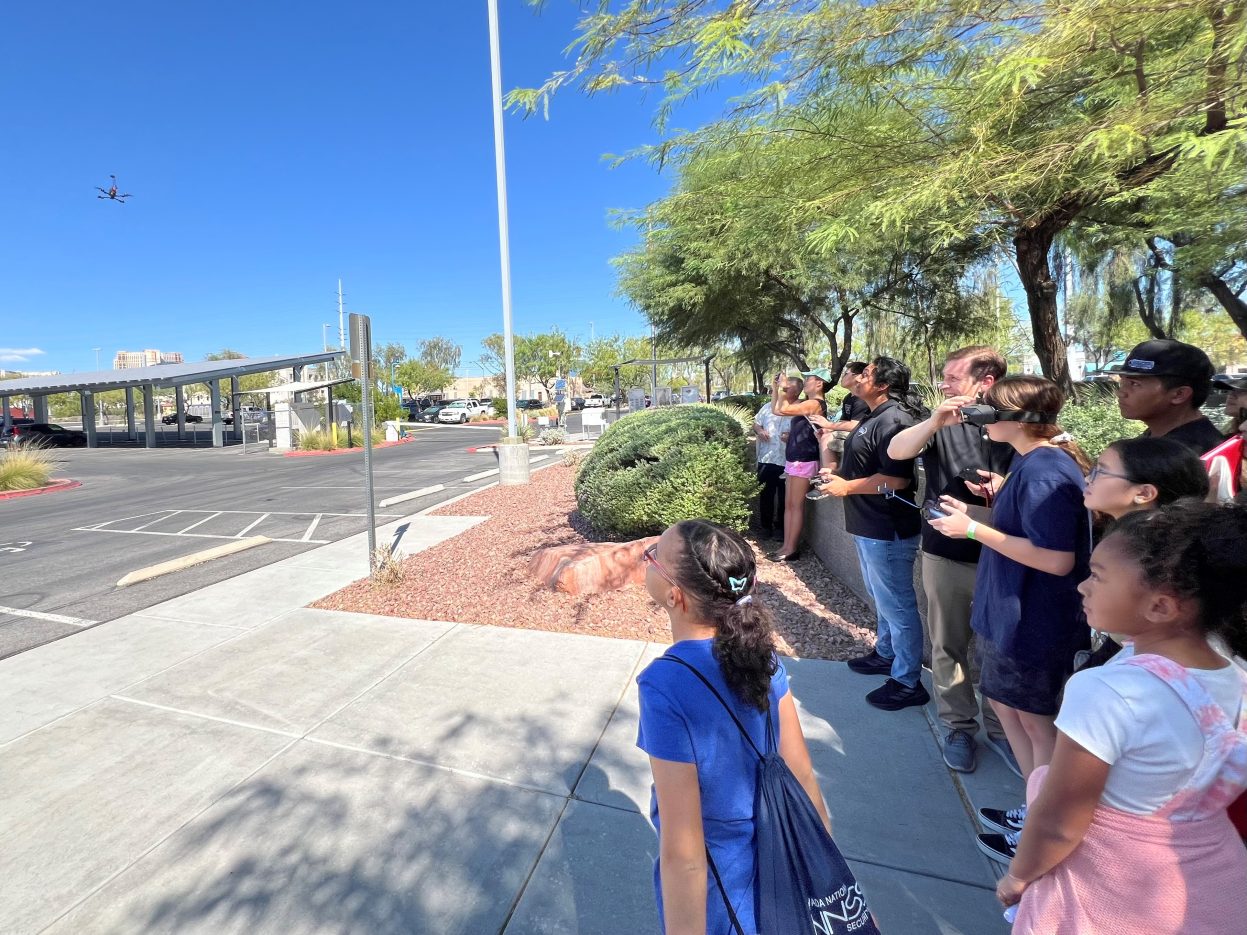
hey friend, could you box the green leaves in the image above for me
[575,405,758,536]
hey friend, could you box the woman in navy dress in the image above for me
[637,519,829,934]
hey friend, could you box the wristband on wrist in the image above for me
[966,521,978,541]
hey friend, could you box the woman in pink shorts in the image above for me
[768,369,830,561]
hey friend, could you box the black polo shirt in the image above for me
[1144,416,1224,456]
[839,393,870,425]
[919,423,1016,562]
[839,400,921,540]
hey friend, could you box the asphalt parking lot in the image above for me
[0,422,529,659]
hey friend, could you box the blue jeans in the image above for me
[852,534,923,688]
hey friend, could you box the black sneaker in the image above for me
[941,729,977,773]
[847,650,894,676]
[865,678,931,711]
[979,804,1027,835]
[977,830,1019,865]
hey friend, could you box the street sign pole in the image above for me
[350,312,378,571]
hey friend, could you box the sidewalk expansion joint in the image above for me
[300,736,567,800]
[109,695,303,740]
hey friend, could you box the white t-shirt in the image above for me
[754,403,791,467]
[1056,645,1246,815]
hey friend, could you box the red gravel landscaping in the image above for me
[312,463,878,659]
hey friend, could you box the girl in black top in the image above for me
[769,370,830,561]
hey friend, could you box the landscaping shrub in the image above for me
[562,448,586,469]
[539,428,568,446]
[0,444,54,491]
[296,428,338,451]
[1059,386,1142,460]
[720,393,768,413]
[500,422,535,443]
[575,404,759,537]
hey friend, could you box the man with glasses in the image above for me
[1112,339,1223,454]
[886,346,1020,775]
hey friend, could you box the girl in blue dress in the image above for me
[637,519,830,935]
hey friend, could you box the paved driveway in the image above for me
[0,423,516,658]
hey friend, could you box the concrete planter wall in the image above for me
[496,441,531,486]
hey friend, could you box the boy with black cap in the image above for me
[1112,339,1223,454]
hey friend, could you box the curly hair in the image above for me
[1105,501,1247,658]
[986,375,1091,473]
[671,519,779,711]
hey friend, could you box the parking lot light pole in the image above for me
[487,0,519,440]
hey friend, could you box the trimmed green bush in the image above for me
[1058,387,1143,460]
[575,405,759,537]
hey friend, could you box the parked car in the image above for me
[515,399,547,411]
[6,423,87,448]
[438,399,486,424]
[161,413,204,425]
[570,396,585,411]
[417,403,451,423]
[0,418,35,448]
[583,393,607,408]
[711,390,729,401]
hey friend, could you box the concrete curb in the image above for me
[0,478,82,501]
[115,536,271,587]
[283,437,414,458]
[378,484,445,509]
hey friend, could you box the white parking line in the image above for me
[235,513,271,537]
[178,512,223,534]
[132,511,183,532]
[301,514,323,542]
[73,509,404,547]
[0,605,96,628]
[74,528,331,546]
[462,468,499,482]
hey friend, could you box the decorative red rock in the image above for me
[530,537,659,596]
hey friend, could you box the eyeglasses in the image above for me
[641,543,677,586]
[1087,464,1133,484]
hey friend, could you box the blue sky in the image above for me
[2,2,698,377]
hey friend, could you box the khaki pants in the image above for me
[921,551,1004,739]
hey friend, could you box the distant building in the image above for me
[113,349,184,369]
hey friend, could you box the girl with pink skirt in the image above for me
[997,500,1247,933]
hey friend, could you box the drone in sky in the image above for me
[95,175,132,203]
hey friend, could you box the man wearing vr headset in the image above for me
[887,346,1018,775]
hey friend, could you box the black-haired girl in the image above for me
[1083,435,1210,520]
[999,501,1247,933]
[637,519,829,934]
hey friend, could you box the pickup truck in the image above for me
[583,393,607,408]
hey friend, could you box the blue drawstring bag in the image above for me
[659,656,881,935]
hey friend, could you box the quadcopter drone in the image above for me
[96,175,132,203]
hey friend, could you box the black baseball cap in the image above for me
[1111,340,1213,386]
[1213,374,1247,392]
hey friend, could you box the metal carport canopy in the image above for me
[0,351,346,396]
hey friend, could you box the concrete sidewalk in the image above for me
[0,504,1021,934]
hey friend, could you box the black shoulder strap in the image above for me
[656,655,766,760]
